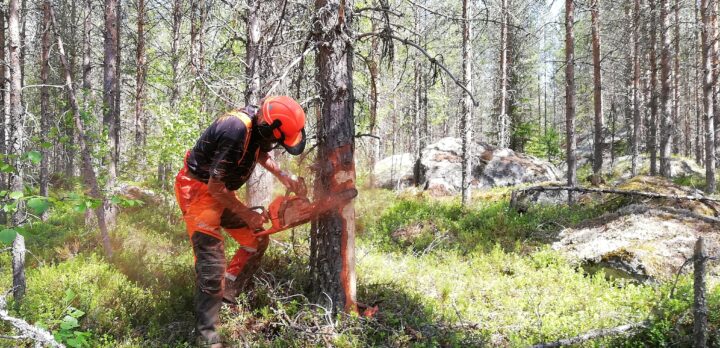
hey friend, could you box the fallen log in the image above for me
[0,294,64,347]
[530,321,649,348]
[511,185,720,214]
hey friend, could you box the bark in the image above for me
[0,10,4,197]
[40,1,51,197]
[497,0,509,148]
[673,0,681,155]
[565,0,577,194]
[244,0,273,208]
[367,18,380,187]
[170,0,181,108]
[659,0,673,177]
[310,0,357,315]
[696,0,704,165]
[701,0,716,193]
[134,0,146,148]
[591,0,604,183]
[693,237,708,348]
[104,0,119,181]
[632,0,641,176]
[49,2,113,258]
[0,292,63,347]
[11,233,25,302]
[461,0,473,206]
[9,0,24,225]
[649,0,659,176]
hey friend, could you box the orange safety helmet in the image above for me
[259,96,306,155]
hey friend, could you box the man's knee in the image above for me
[192,232,226,294]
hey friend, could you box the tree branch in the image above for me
[530,321,648,347]
[0,294,64,347]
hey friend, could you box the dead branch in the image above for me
[530,321,649,348]
[0,294,64,348]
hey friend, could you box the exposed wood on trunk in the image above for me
[701,0,716,193]
[9,0,24,226]
[49,2,113,258]
[530,321,648,348]
[565,0,577,200]
[11,233,25,302]
[659,0,673,177]
[310,0,357,315]
[40,1,51,197]
[591,0,604,183]
[460,0,473,206]
[693,237,708,348]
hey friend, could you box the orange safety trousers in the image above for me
[174,157,266,278]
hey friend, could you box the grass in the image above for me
[0,186,716,346]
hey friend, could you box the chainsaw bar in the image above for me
[254,188,358,237]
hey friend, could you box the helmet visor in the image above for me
[281,128,306,155]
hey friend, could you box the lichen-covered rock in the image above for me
[420,137,560,195]
[553,205,720,282]
[372,153,416,190]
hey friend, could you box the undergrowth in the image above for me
[0,187,716,346]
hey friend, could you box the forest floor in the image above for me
[0,173,719,347]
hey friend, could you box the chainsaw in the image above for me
[253,178,358,237]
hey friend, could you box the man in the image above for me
[174,96,306,347]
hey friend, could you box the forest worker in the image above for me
[174,96,306,348]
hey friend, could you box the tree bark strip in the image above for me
[461,0,473,205]
[632,0,641,176]
[134,0,147,148]
[104,0,119,181]
[40,1,51,197]
[693,237,708,348]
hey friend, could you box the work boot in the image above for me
[191,233,226,348]
[222,274,241,305]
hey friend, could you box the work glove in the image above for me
[237,208,267,230]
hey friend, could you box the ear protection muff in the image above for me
[257,119,282,141]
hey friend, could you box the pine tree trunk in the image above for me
[40,2,51,197]
[497,0,509,148]
[649,0,659,176]
[0,10,6,201]
[659,0,673,177]
[104,0,119,181]
[701,0,716,193]
[461,0,474,205]
[48,1,113,258]
[632,0,641,176]
[673,0,682,155]
[244,0,273,208]
[565,0,577,194]
[9,0,24,226]
[134,0,146,149]
[591,0,604,183]
[310,0,357,315]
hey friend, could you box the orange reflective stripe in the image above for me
[225,109,253,165]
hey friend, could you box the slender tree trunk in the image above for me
[104,0,119,181]
[134,0,146,149]
[591,0,604,183]
[0,9,5,222]
[244,0,273,208]
[702,0,716,193]
[48,1,113,258]
[673,0,681,155]
[498,0,509,148]
[659,0,673,177]
[565,0,577,194]
[460,0,474,205]
[40,1,51,197]
[367,18,380,187]
[9,0,24,225]
[649,0,659,175]
[696,0,704,165]
[310,0,357,315]
[632,0,641,176]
